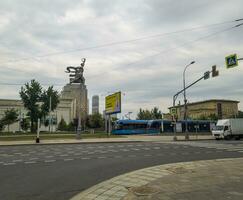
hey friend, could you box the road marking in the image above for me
[24,161,36,164]
[98,156,107,159]
[144,154,152,157]
[14,152,23,155]
[59,154,69,157]
[45,155,54,158]
[81,157,90,160]
[29,158,38,160]
[3,163,15,166]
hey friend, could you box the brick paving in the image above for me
[70,158,243,200]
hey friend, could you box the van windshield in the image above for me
[215,126,224,130]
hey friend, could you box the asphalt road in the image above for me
[1,140,243,200]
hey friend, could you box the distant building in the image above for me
[0,98,76,132]
[92,95,99,114]
[168,99,239,120]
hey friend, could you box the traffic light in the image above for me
[212,65,219,77]
[204,71,210,80]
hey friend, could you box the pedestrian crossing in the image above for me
[172,141,243,153]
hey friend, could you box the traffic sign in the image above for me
[225,54,238,68]
[170,108,177,115]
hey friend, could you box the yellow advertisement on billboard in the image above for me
[105,92,121,114]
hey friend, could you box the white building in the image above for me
[0,98,77,132]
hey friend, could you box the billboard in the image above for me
[105,91,121,114]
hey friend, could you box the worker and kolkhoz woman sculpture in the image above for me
[65,58,86,84]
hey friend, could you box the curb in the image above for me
[0,140,142,147]
[70,158,243,200]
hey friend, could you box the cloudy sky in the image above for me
[0,0,243,118]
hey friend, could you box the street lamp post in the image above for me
[183,61,195,140]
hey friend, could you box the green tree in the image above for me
[137,107,163,120]
[1,109,18,132]
[151,107,162,119]
[137,108,152,120]
[58,118,67,131]
[41,86,59,120]
[20,118,30,132]
[0,121,5,132]
[19,79,42,133]
[89,113,103,128]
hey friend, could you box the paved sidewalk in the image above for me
[70,158,243,200]
[0,135,213,146]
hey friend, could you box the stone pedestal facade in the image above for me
[61,83,88,122]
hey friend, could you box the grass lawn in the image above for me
[0,132,124,141]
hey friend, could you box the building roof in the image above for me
[168,99,240,109]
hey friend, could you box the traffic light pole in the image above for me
[172,69,215,140]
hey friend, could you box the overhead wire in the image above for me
[0,19,242,85]
[0,18,242,65]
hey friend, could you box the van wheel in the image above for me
[224,135,231,140]
[234,136,240,140]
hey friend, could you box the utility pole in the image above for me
[49,96,52,132]
[36,118,40,143]
[183,61,195,140]
[173,65,218,140]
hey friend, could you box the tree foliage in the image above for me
[137,107,163,120]
[19,79,59,133]
[86,113,103,128]
[1,109,19,132]
[20,80,42,132]
[41,86,59,118]
[20,118,30,131]
[58,118,68,131]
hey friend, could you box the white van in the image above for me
[212,119,243,140]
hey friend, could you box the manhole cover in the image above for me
[129,185,159,196]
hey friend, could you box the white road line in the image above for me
[3,163,15,166]
[13,159,23,162]
[81,157,91,160]
[29,158,38,160]
[98,156,107,159]
[14,152,23,155]
[59,154,69,157]
[24,161,36,164]
[144,154,152,157]
[45,156,54,158]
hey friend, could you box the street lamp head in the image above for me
[190,61,195,65]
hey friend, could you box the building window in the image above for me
[217,103,222,119]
